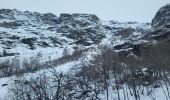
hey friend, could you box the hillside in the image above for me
[0,3,170,100]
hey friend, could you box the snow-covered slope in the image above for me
[0,9,151,64]
[0,7,170,100]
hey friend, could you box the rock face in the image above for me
[151,3,170,41]
[0,9,106,52]
[0,5,169,77]
[0,8,151,57]
[57,13,104,45]
[1,4,170,58]
[152,3,170,27]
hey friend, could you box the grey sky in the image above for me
[1,0,170,22]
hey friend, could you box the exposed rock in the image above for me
[0,21,22,29]
[40,13,58,25]
[21,38,37,49]
[118,27,135,38]
[0,9,151,57]
[1,84,8,87]
[152,3,170,27]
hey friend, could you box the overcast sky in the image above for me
[1,0,170,22]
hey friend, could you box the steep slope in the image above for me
[0,9,107,64]
[1,6,170,99]
[0,9,151,62]
[152,3,170,28]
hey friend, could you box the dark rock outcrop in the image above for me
[151,3,170,41]
[40,13,58,25]
[152,3,170,27]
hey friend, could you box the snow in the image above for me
[102,20,151,30]
[0,73,168,100]
[0,77,12,100]
[0,9,169,100]
[0,59,81,99]
[98,84,169,100]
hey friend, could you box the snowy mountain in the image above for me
[0,9,151,59]
[0,3,170,100]
[0,8,153,69]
